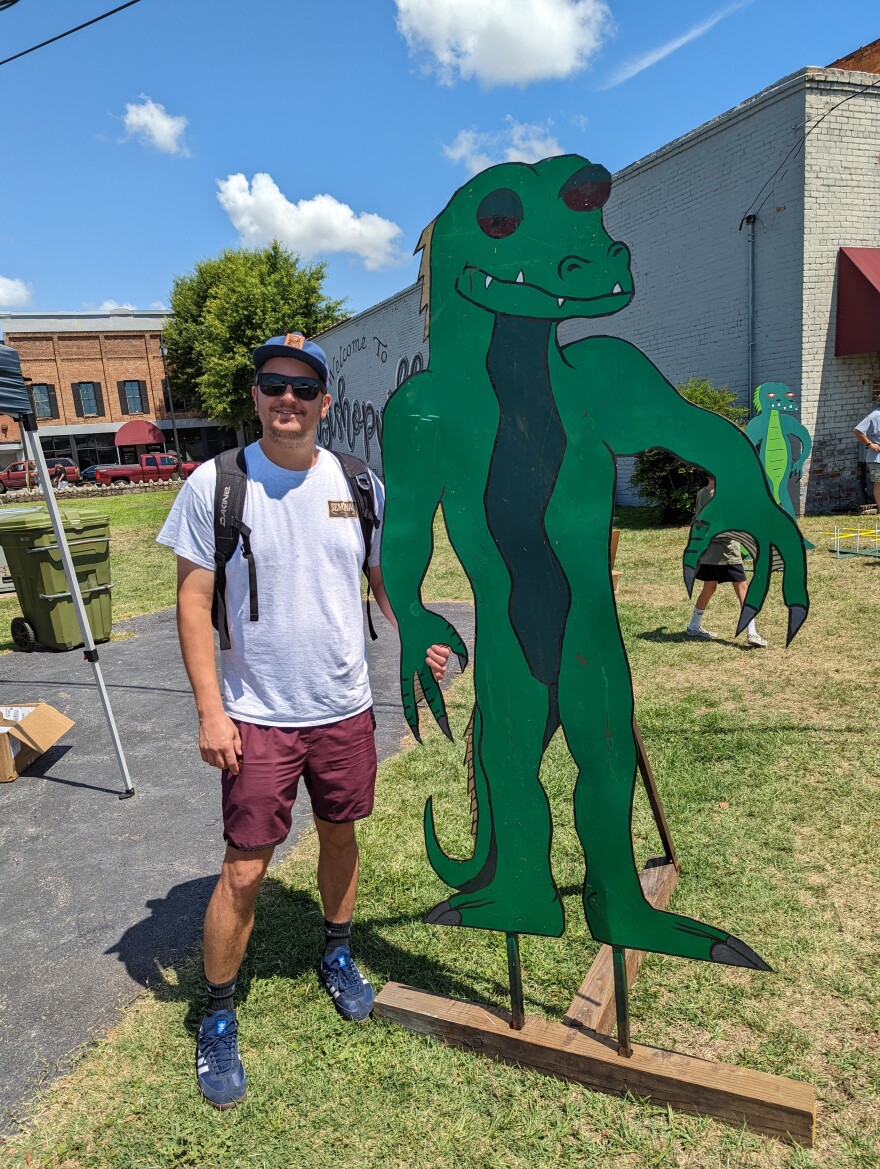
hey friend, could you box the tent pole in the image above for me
[21,418,135,798]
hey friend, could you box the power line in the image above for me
[739,72,880,229]
[0,0,144,69]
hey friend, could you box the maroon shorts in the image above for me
[221,708,377,851]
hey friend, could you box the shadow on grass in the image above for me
[636,626,752,651]
[106,874,554,1039]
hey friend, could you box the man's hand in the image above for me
[426,643,452,682]
[199,710,242,775]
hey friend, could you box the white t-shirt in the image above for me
[157,443,384,727]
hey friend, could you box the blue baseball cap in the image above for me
[251,333,330,384]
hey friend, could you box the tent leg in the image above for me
[21,420,134,798]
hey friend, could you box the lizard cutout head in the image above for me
[754,382,798,414]
[423,155,634,327]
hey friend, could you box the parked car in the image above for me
[0,458,80,492]
[94,453,200,486]
[79,463,119,483]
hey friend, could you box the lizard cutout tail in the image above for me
[424,704,495,889]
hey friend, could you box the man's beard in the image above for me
[266,416,314,449]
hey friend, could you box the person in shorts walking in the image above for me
[685,476,767,647]
[158,332,450,1108]
[853,406,880,511]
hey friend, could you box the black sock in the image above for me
[324,918,352,955]
[205,977,236,1014]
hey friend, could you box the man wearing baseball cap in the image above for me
[158,332,451,1108]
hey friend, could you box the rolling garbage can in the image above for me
[0,506,113,651]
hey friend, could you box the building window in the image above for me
[80,384,98,416]
[120,380,147,413]
[31,384,58,420]
[73,382,104,418]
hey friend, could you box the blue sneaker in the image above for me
[196,1009,247,1109]
[319,946,375,1021]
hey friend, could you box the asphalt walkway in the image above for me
[0,602,473,1128]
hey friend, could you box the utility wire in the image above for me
[739,72,880,229]
[0,0,144,69]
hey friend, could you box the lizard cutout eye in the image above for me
[560,164,612,211]
[477,189,523,239]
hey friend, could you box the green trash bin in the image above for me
[0,506,113,651]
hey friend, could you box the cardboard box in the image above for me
[0,702,75,783]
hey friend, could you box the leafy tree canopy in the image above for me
[630,377,749,523]
[163,241,347,427]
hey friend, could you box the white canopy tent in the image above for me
[0,342,134,797]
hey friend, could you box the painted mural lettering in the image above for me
[318,374,380,464]
[373,336,388,363]
[330,334,367,379]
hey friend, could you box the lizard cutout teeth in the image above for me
[612,282,623,293]
[515,271,525,283]
[558,298,565,307]
[485,275,493,289]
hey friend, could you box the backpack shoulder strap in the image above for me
[331,450,380,640]
[211,447,256,651]
[331,451,379,569]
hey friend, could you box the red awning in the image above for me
[836,248,880,356]
[115,420,165,447]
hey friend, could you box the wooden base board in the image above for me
[374,984,815,1146]
[565,858,678,1034]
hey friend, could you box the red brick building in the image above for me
[0,311,237,469]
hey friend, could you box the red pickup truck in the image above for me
[0,458,80,492]
[95,453,200,486]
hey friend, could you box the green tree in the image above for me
[629,377,749,522]
[163,241,347,427]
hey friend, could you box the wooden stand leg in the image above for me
[373,984,816,1145]
[565,857,678,1034]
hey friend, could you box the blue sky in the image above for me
[0,0,876,318]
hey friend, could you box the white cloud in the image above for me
[0,275,32,307]
[97,299,137,312]
[149,300,169,310]
[396,0,613,86]
[443,117,563,174]
[122,96,189,156]
[216,174,406,271]
[601,0,754,88]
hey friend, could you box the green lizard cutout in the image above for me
[745,383,813,520]
[380,155,809,967]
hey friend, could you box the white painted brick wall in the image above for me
[315,285,426,476]
[800,70,880,511]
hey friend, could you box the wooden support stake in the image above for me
[565,858,678,1035]
[373,983,816,1146]
[633,720,677,867]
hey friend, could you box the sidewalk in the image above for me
[0,602,473,1126]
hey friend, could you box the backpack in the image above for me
[211,447,380,651]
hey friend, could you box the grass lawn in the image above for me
[2,504,879,1168]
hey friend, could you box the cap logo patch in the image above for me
[284,333,305,350]
[328,500,357,518]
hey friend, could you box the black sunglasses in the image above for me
[255,372,326,401]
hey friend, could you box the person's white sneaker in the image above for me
[746,633,768,648]
[686,627,718,640]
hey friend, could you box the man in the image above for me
[685,476,767,647]
[158,333,450,1109]
[853,405,880,510]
